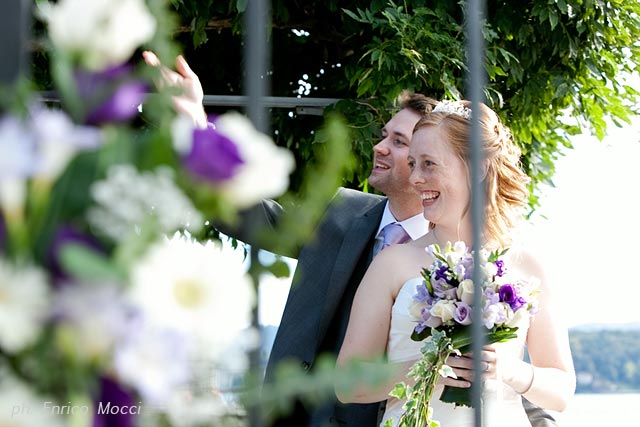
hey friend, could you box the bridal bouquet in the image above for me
[390,241,539,427]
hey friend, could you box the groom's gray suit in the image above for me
[251,187,387,426]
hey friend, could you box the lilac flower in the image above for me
[413,281,433,304]
[74,65,148,125]
[0,115,37,179]
[52,283,135,361]
[92,377,135,427]
[499,284,526,311]
[482,302,506,329]
[461,254,474,280]
[182,123,245,182]
[29,105,102,182]
[113,323,190,405]
[454,302,473,325]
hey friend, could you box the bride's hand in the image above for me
[438,354,473,388]
[142,50,208,128]
[438,346,499,388]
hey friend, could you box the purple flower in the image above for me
[461,254,474,280]
[494,259,505,277]
[92,377,135,427]
[499,284,526,311]
[413,281,433,304]
[85,81,148,125]
[454,302,472,325]
[435,264,449,281]
[75,65,148,125]
[183,124,244,182]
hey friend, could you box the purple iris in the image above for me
[435,264,449,281]
[183,123,244,182]
[494,259,505,277]
[498,284,526,311]
[74,64,148,126]
[92,377,135,427]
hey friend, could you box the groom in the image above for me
[143,52,559,427]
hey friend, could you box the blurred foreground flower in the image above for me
[172,112,296,208]
[38,0,156,71]
[88,165,203,242]
[0,259,50,353]
[74,65,149,125]
[0,374,64,427]
[129,232,255,354]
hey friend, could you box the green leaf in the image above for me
[265,258,291,278]
[236,0,248,13]
[58,244,124,282]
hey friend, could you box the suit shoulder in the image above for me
[334,187,386,206]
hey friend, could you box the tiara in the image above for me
[433,100,472,120]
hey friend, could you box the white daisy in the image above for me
[128,232,255,357]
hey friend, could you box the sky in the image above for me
[518,118,640,327]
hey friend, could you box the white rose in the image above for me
[456,279,475,305]
[40,0,156,70]
[430,300,457,324]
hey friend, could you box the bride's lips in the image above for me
[419,191,440,205]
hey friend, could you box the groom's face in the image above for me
[368,108,422,198]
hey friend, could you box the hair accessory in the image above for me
[433,100,472,120]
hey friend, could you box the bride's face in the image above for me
[408,125,470,228]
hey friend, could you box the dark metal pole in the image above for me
[243,1,271,426]
[466,0,488,426]
[244,0,271,134]
[0,0,28,87]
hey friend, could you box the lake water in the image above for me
[555,393,640,426]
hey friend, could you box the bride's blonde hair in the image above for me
[414,100,530,248]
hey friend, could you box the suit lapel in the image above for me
[317,199,386,340]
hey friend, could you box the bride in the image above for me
[335,100,575,427]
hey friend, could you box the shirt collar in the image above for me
[376,201,429,241]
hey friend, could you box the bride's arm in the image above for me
[335,246,415,404]
[497,250,576,411]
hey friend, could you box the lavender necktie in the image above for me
[373,222,411,256]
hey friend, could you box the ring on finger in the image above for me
[484,362,490,372]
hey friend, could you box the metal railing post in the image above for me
[0,0,28,86]
[467,0,488,426]
[243,1,271,426]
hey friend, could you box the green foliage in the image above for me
[163,0,639,212]
[570,327,640,393]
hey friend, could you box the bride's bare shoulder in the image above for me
[369,241,430,283]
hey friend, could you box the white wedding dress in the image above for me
[380,278,532,427]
